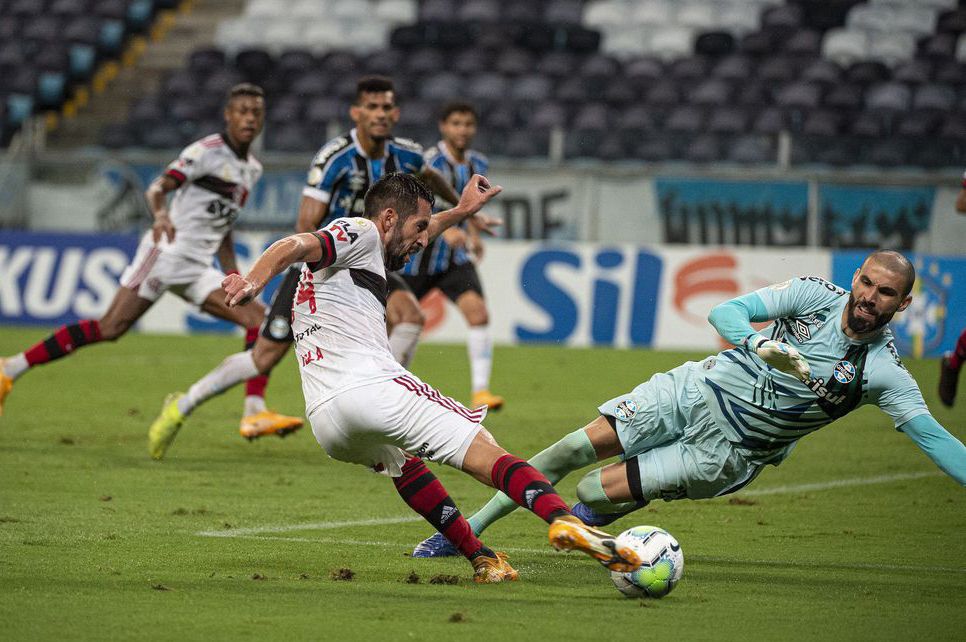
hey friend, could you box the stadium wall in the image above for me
[1,230,962,358]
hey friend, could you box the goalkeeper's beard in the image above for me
[845,294,893,334]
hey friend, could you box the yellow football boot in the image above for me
[239,410,304,441]
[148,393,185,460]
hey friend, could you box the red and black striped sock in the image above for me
[490,454,571,524]
[243,326,268,398]
[393,457,492,561]
[949,328,966,370]
[24,320,102,367]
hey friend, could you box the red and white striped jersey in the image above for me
[162,133,262,263]
[291,216,406,416]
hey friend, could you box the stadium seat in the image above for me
[758,56,798,83]
[896,111,941,137]
[510,74,554,102]
[934,60,966,84]
[868,32,916,66]
[419,0,457,22]
[624,56,665,83]
[823,29,868,66]
[544,0,583,25]
[142,122,185,149]
[801,109,843,136]
[646,26,694,61]
[630,0,674,28]
[912,83,956,112]
[665,105,704,133]
[801,59,843,86]
[707,106,749,134]
[644,80,681,108]
[669,56,708,81]
[617,104,657,134]
[865,82,912,113]
[739,31,778,57]
[752,107,787,135]
[375,0,417,24]
[683,134,720,162]
[695,32,736,57]
[849,110,886,137]
[529,102,568,129]
[465,73,509,103]
[937,9,966,34]
[824,83,864,111]
[504,128,550,157]
[784,29,822,57]
[728,134,775,163]
[712,54,753,81]
[690,79,732,107]
[305,97,344,125]
[494,48,533,75]
[584,1,625,30]
[603,78,637,105]
[676,2,718,31]
[535,51,578,78]
[37,71,67,109]
[845,61,891,85]
[892,59,932,85]
[420,72,463,102]
[868,139,910,166]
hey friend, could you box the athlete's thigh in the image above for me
[386,283,422,328]
[99,286,155,338]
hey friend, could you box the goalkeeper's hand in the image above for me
[746,335,811,382]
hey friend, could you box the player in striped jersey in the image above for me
[400,101,504,411]
[413,250,966,557]
[938,173,966,407]
[215,172,642,582]
[0,84,283,425]
[144,77,464,453]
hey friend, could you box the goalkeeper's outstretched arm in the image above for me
[900,415,966,487]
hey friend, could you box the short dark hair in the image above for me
[226,82,264,104]
[866,249,916,297]
[355,75,395,104]
[364,173,435,220]
[438,100,478,122]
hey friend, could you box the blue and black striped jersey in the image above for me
[400,141,489,276]
[302,128,425,224]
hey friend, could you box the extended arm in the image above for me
[224,233,323,307]
[900,414,966,486]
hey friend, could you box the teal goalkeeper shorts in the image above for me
[598,361,763,502]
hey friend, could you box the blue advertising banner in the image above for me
[819,185,934,250]
[832,251,965,358]
[655,177,810,246]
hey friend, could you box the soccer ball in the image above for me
[610,525,684,598]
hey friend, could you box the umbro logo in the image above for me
[794,319,811,341]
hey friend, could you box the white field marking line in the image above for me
[193,471,965,574]
[198,534,966,575]
[195,470,944,538]
[739,471,942,496]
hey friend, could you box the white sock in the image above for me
[389,322,422,368]
[467,325,493,392]
[243,395,266,417]
[178,351,259,417]
[3,353,28,380]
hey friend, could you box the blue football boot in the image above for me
[570,501,647,527]
[412,531,459,558]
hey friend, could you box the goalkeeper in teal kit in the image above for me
[414,250,966,556]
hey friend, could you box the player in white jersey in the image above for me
[0,84,281,424]
[203,172,644,583]
[413,250,966,557]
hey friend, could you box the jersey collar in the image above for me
[437,140,469,166]
[350,128,390,160]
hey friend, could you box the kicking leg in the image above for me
[459,429,641,573]
[393,456,517,583]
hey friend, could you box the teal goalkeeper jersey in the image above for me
[696,276,929,457]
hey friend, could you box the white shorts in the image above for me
[308,374,487,477]
[119,235,224,305]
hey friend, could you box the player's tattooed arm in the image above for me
[145,175,180,242]
[224,233,323,307]
[419,166,461,205]
[296,194,330,233]
[427,175,503,241]
[216,230,239,275]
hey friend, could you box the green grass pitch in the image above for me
[0,327,964,641]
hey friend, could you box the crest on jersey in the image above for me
[615,400,638,422]
[832,360,856,384]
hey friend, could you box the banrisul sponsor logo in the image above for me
[805,377,848,406]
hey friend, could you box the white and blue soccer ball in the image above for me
[610,525,684,598]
